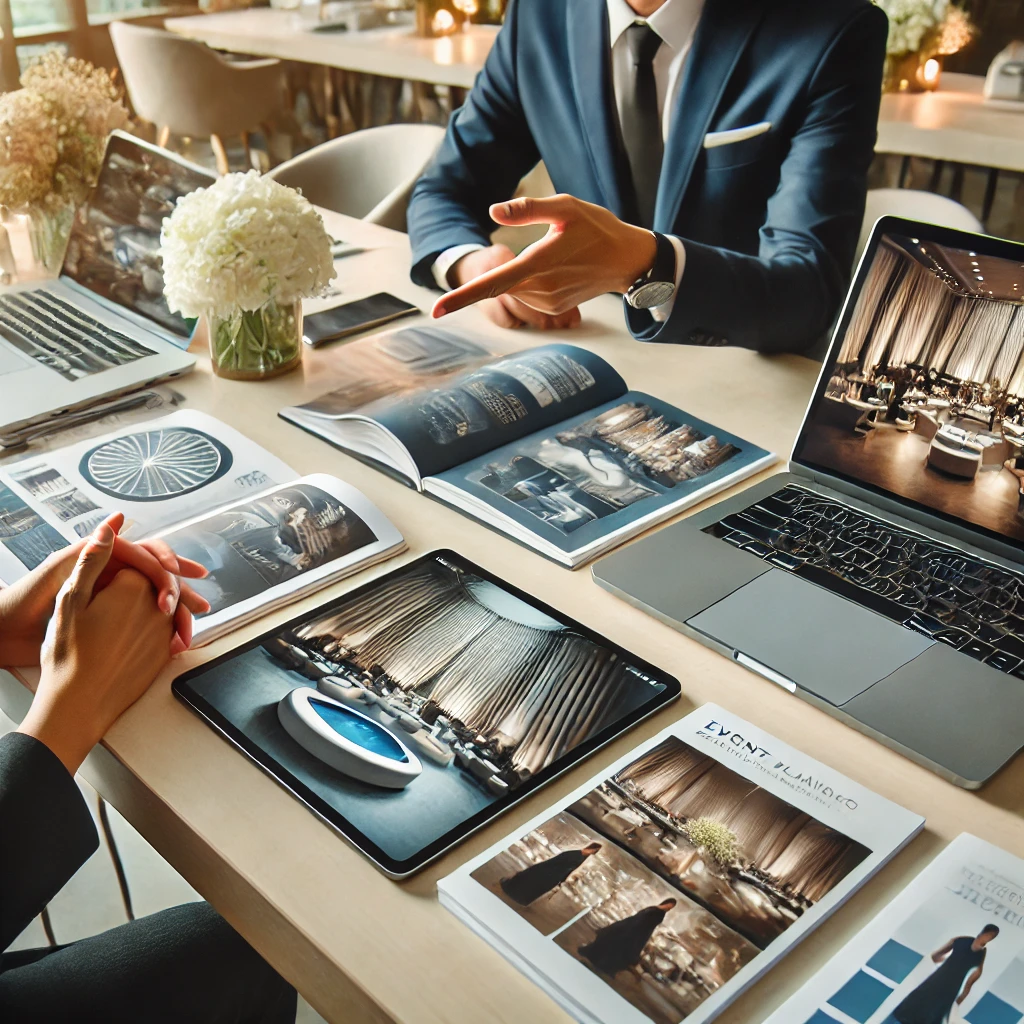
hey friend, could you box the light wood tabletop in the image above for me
[1,214,1021,1024]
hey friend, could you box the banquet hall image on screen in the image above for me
[798,233,1024,543]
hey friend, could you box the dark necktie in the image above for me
[620,21,663,229]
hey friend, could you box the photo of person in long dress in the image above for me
[893,924,999,1024]
[499,843,601,906]
[578,898,677,977]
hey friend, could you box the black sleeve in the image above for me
[628,3,888,353]
[0,731,98,951]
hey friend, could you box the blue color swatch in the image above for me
[866,940,923,984]
[828,971,894,1023]
[964,993,1023,1024]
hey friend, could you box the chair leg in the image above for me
[981,167,999,226]
[210,133,231,176]
[242,129,254,170]
[157,125,171,149]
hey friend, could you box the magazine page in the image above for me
[439,704,925,1024]
[763,833,1024,1024]
[282,337,627,481]
[0,410,295,583]
[154,474,405,645]
[427,393,775,564]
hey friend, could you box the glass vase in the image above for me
[207,298,303,380]
[0,200,76,283]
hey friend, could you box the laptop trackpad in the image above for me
[686,569,932,705]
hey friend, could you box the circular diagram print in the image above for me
[80,427,233,501]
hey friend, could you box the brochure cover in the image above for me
[438,704,925,1024]
[763,833,1024,1024]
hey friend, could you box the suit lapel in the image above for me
[566,0,629,219]
[654,0,766,231]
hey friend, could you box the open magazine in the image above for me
[280,327,775,568]
[0,410,404,646]
[763,833,1024,1024]
[438,704,925,1024]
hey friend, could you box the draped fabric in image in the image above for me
[295,562,650,774]
[838,238,1024,393]
[618,740,869,904]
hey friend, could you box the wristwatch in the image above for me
[625,232,676,310]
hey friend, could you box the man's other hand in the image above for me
[448,243,582,330]
[434,196,657,322]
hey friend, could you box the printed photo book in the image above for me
[438,704,925,1024]
[0,409,404,645]
[279,327,775,567]
[763,833,1023,1024]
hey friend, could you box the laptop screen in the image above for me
[793,221,1024,547]
[60,132,215,340]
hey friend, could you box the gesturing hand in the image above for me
[433,195,657,321]
[0,512,209,668]
[448,244,582,331]
[18,522,181,774]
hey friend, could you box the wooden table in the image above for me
[1,214,1022,1024]
[165,8,497,90]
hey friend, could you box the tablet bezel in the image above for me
[172,549,681,878]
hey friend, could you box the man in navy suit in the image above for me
[408,0,888,354]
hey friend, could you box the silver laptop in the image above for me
[593,216,1024,789]
[0,131,214,441]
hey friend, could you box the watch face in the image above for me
[629,280,676,309]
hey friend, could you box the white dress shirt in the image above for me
[433,0,706,322]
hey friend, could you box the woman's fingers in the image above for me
[172,602,193,654]
[111,537,179,615]
[178,582,211,616]
[142,539,208,579]
[62,522,117,608]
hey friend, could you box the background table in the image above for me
[1,214,1021,1024]
[166,8,497,90]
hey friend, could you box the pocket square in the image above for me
[703,121,772,149]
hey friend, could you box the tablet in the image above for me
[173,550,679,877]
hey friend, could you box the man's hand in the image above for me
[18,522,180,774]
[434,196,657,321]
[0,512,209,668]
[448,244,582,330]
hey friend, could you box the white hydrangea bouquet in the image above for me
[874,0,975,91]
[160,170,336,379]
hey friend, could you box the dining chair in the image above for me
[266,124,445,232]
[855,188,983,266]
[109,21,285,175]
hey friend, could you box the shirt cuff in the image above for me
[649,235,686,324]
[432,244,487,291]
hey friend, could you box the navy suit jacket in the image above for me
[408,0,888,354]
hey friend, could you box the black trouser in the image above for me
[0,902,297,1024]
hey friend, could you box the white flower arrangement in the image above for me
[874,0,973,57]
[159,170,336,321]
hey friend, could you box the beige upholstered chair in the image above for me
[109,21,285,174]
[913,409,941,443]
[267,124,445,232]
[855,189,983,266]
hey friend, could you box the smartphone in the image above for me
[302,293,419,347]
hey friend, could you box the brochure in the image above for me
[438,704,925,1024]
[0,410,404,645]
[763,833,1024,1024]
[280,328,775,568]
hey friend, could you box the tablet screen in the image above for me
[173,551,679,876]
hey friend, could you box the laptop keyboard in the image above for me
[703,484,1024,678]
[0,290,154,382]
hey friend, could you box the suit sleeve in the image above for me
[628,4,888,353]
[0,731,98,951]
[407,0,541,288]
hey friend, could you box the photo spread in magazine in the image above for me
[282,328,775,566]
[0,411,404,644]
[438,704,925,1024]
[763,833,1024,1024]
